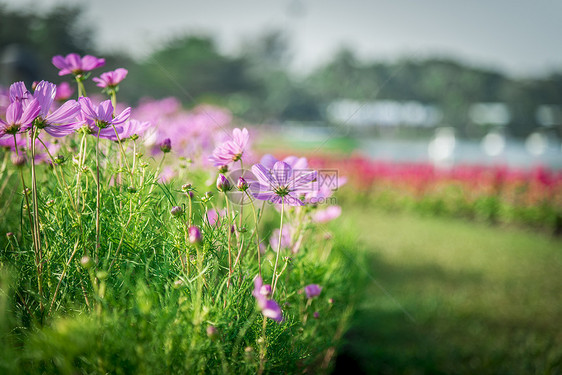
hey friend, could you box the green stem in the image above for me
[95,128,102,260]
[271,197,285,297]
[246,191,261,277]
[224,193,233,287]
[30,130,43,311]
[14,135,42,314]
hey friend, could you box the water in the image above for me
[359,137,562,170]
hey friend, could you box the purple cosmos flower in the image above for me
[260,154,309,170]
[304,284,322,299]
[312,205,342,223]
[32,81,81,137]
[9,81,31,103]
[0,99,40,140]
[253,276,283,322]
[52,53,105,76]
[93,68,128,88]
[55,82,74,101]
[79,97,131,139]
[209,128,249,167]
[107,119,151,141]
[250,161,317,206]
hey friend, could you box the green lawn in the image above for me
[334,209,562,374]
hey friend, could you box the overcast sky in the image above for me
[3,0,562,77]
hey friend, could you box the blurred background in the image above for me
[1,1,561,373]
[1,0,562,168]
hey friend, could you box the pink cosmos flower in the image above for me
[32,81,81,137]
[93,68,128,88]
[79,97,131,139]
[52,53,105,76]
[312,205,342,223]
[304,284,322,299]
[0,99,40,140]
[250,161,317,206]
[209,127,249,167]
[55,82,74,101]
[253,276,282,322]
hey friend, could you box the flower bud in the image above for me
[170,206,183,217]
[186,191,194,199]
[181,183,192,192]
[6,232,14,239]
[11,153,26,167]
[188,226,202,244]
[80,255,93,269]
[216,174,232,192]
[159,138,172,153]
[127,186,137,193]
[313,311,320,319]
[218,165,228,173]
[173,279,183,288]
[206,325,218,339]
[237,177,248,191]
[54,154,66,165]
[205,191,214,199]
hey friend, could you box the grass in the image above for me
[335,208,562,374]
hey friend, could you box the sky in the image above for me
[3,0,562,77]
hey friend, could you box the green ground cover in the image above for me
[335,208,562,374]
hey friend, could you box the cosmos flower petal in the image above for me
[79,97,98,120]
[45,100,80,125]
[44,123,80,137]
[9,81,29,103]
[272,161,292,186]
[20,99,41,126]
[260,154,278,170]
[252,163,276,186]
[112,107,131,125]
[5,101,23,124]
[33,81,57,117]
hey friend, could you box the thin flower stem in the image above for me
[271,197,285,297]
[14,135,42,315]
[75,75,87,98]
[245,191,262,277]
[258,316,268,375]
[95,127,102,260]
[30,129,43,310]
[224,193,233,287]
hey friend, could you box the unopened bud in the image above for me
[188,226,202,244]
[6,232,14,239]
[127,186,137,193]
[181,183,192,192]
[218,165,228,173]
[54,154,66,165]
[216,174,232,192]
[237,177,248,191]
[206,325,218,339]
[80,255,93,269]
[159,138,171,153]
[11,153,26,167]
[171,206,183,217]
[313,311,320,319]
